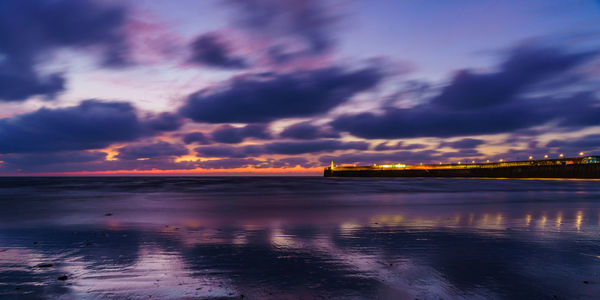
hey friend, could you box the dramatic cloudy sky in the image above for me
[1,0,599,175]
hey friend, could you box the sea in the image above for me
[0,177,599,299]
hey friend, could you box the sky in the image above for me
[0,0,599,175]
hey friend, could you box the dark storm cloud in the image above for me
[332,45,599,139]
[183,132,212,145]
[440,138,485,149]
[211,124,271,143]
[188,33,248,69]
[0,0,131,101]
[0,100,181,154]
[279,121,340,139]
[116,141,189,160]
[180,65,384,123]
[224,0,338,63]
[195,140,369,158]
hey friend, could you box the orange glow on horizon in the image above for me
[8,166,323,176]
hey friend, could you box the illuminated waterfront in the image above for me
[325,156,600,178]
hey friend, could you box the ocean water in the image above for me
[0,177,599,299]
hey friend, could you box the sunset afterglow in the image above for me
[0,0,599,175]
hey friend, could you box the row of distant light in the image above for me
[439,152,586,165]
[372,153,589,167]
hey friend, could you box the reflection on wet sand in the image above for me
[1,177,600,299]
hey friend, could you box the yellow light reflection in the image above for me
[555,212,562,230]
[340,222,361,235]
[232,233,248,245]
[575,211,583,232]
[270,228,299,248]
[525,214,532,227]
[539,215,547,229]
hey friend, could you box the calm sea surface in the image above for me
[1,177,599,299]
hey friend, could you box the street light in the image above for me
[544,155,548,159]
[528,156,533,160]
[559,153,564,158]
[579,152,584,156]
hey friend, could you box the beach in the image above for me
[1,177,599,299]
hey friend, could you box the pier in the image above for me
[324,156,600,179]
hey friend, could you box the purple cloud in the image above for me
[432,44,595,109]
[116,141,189,160]
[440,138,485,149]
[211,124,271,143]
[144,113,184,132]
[373,142,427,151]
[196,158,263,169]
[180,65,384,123]
[195,139,369,158]
[0,150,199,173]
[0,100,181,154]
[270,157,316,168]
[189,32,248,69]
[183,132,212,145]
[0,0,132,101]
[264,140,368,155]
[547,134,600,154]
[332,45,599,139]
[319,150,442,165]
[279,121,340,139]
[223,0,340,63]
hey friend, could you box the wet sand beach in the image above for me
[1,177,599,299]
